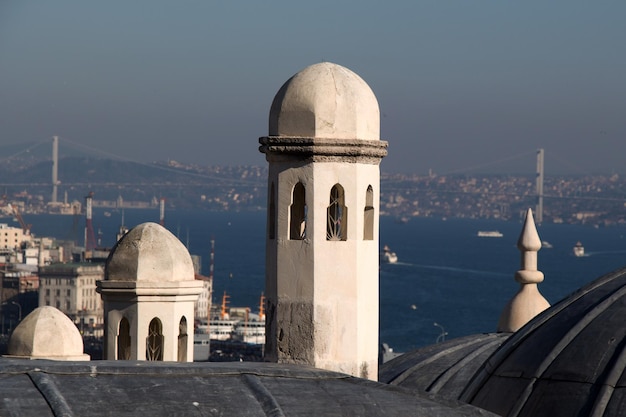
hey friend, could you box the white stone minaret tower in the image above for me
[97,222,203,362]
[259,62,388,380]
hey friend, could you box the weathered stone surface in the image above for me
[275,300,315,365]
[259,136,388,164]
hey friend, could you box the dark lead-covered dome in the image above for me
[379,333,510,400]
[0,360,498,416]
[461,266,626,417]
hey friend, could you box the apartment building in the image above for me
[0,224,30,250]
[38,263,104,337]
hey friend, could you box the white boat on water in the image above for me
[573,241,585,257]
[232,294,266,345]
[233,316,266,345]
[209,318,239,340]
[196,291,239,341]
[381,245,398,264]
[195,317,239,341]
[196,292,267,350]
[477,231,504,238]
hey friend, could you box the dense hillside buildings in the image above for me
[4,167,626,227]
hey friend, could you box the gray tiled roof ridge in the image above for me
[0,359,500,417]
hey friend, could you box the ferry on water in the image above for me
[381,245,398,264]
[194,292,266,361]
[196,292,240,341]
[477,230,504,238]
[573,241,585,257]
[232,316,266,345]
[232,293,266,345]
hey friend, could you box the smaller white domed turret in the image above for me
[98,222,203,362]
[6,306,89,361]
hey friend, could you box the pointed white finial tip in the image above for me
[498,207,550,332]
[518,208,541,251]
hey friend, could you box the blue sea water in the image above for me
[19,209,626,353]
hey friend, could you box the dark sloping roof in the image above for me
[0,359,499,416]
[461,266,626,417]
[379,333,510,400]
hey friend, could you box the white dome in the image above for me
[106,222,194,283]
[7,306,89,360]
[269,62,380,140]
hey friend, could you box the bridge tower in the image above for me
[84,192,97,252]
[52,136,59,204]
[535,149,544,224]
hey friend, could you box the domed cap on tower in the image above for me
[269,62,380,140]
[462,266,626,417]
[6,306,89,361]
[106,222,194,283]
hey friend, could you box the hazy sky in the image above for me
[1,2,625,175]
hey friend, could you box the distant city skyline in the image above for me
[1,2,625,175]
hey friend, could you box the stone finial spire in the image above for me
[497,208,550,332]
